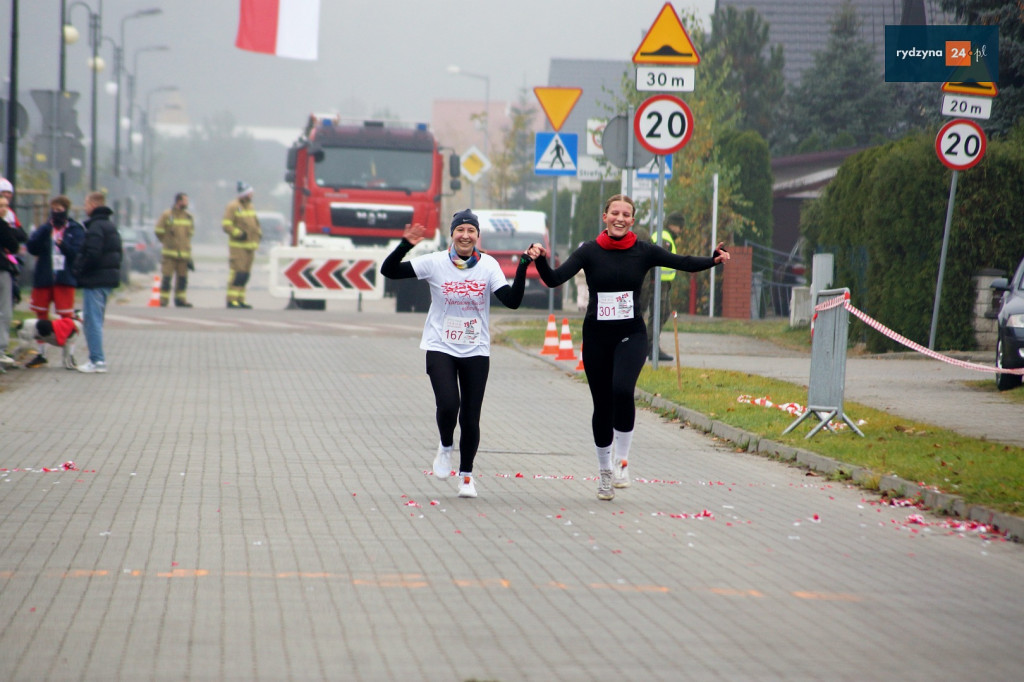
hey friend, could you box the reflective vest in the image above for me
[155,207,194,259]
[652,230,677,282]
[222,198,262,251]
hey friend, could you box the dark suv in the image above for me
[991,256,1024,391]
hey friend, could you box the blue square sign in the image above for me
[534,132,578,177]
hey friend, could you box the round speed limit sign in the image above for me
[634,94,694,156]
[935,118,987,171]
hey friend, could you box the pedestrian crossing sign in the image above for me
[534,132,578,177]
[637,154,673,179]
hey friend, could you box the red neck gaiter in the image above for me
[596,230,637,250]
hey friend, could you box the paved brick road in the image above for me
[1,271,1021,681]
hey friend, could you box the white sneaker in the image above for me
[0,353,14,366]
[77,361,107,374]
[597,469,615,501]
[432,444,452,478]
[458,475,477,498]
[613,459,630,488]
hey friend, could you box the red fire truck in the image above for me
[270,115,459,310]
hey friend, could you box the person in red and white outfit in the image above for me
[25,196,85,368]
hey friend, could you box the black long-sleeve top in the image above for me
[535,239,719,328]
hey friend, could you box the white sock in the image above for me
[613,429,633,464]
[458,471,472,481]
[596,444,612,470]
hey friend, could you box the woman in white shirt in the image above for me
[381,209,532,498]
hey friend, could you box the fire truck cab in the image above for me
[272,115,460,311]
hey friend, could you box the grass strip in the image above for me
[495,319,1024,516]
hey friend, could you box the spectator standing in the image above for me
[0,178,27,308]
[73,191,122,374]
[0,178,19,229]
[639,213,685,362]
[0,197,21,366]
[154,192,195,307]
[25,195,85,367]
[222,182,261,309]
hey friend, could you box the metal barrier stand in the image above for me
[783,287,865,439]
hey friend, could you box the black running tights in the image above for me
[581,325,649,448]
[425,351,490,473]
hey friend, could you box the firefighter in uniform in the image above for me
[222,181,261,309]
[155,192,195,307]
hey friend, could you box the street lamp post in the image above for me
[108,8,160,225]
[112,8,160,182]
[64,0,102,191]
[126,44,168,161]
[447,65,490,204]
[141,85,177,218]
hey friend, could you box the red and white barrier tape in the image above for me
[814,297,1024,376]
[737,394,862,430]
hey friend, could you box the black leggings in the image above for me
[425,351,490,473]
[581,322,648,448]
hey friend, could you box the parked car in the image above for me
[256,211,289,250]
[118,226,158,274]
[990,256,1024,391]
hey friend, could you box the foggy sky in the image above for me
[2,0,715,146]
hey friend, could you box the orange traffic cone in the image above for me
[540,314,559,355]
[147,274,162,307]
[555,318,578,361]
[576,342,585,371]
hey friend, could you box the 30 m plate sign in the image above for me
[636,66,695,93]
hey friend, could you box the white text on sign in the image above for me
[636,67,695,92]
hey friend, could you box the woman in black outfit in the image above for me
[527,195,730,501]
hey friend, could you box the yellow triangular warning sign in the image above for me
[533,87,582,132]
[632,3,700,66]
[941,81,998,98]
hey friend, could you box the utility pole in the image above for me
[4,0,19,185]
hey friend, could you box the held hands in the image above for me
[403,223,426,245]
[525,242,547,260]
[713,242,731,265]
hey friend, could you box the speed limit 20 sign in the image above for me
[935,118,987,171]
[634,94,694,156]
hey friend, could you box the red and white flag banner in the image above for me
[235,0,320,61]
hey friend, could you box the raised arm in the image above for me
[531,243,583,288]
[494,252,532,309]
[652,241,730,273]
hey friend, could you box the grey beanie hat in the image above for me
[450,208,479,235]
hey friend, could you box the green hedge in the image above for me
[801,127,1024,352]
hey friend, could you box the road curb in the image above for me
[506,338,1023,542]
[636,388,1024,542]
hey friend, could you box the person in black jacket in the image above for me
[0,195,23,366]
[73,191,122,373]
